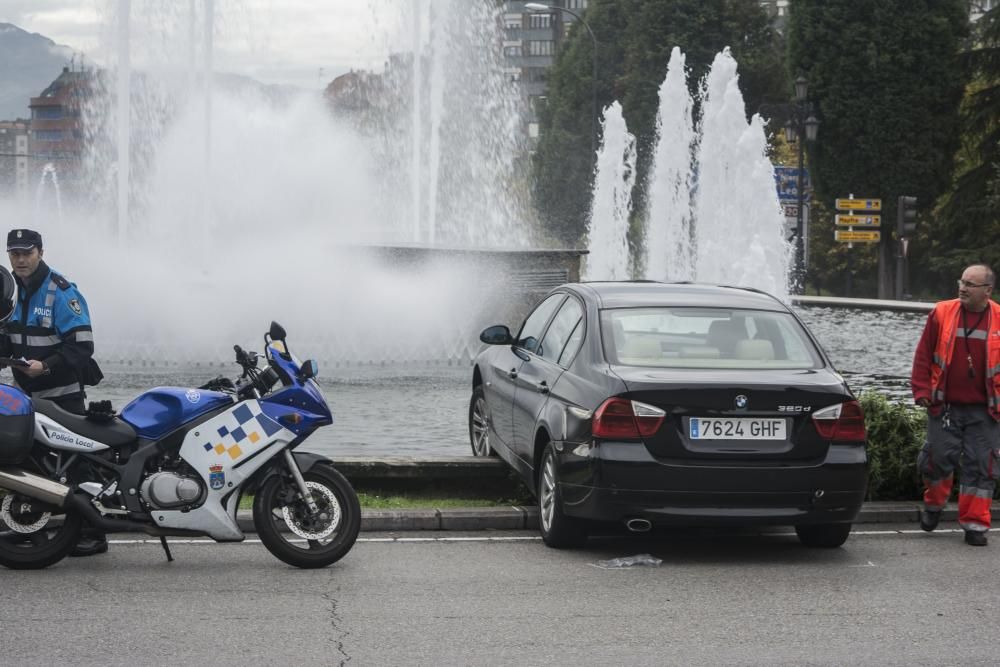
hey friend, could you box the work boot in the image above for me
[70,531,109,557]
[919,509,941,532]
[964,531,988,547]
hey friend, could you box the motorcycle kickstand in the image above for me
[283,449,319,514]
[159,536,174,562]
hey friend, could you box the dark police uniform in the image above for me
[1,229,97,413]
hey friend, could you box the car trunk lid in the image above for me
[608,365,854,462]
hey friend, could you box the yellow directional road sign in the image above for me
[835,230,881,243]
[835,214,881,227]
[835,198,882,211]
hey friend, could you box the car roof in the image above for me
[566,281,790,312]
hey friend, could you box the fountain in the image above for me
[18,0,563,367]
[583,101,636,281]
[644,47,694,282]
[691,48,790,299]
[584,47,790,298]
[3,13,919,457]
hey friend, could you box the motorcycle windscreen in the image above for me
[120,387,233,439]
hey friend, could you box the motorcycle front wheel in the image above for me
[0,489,83,570]
[253,462,361,569]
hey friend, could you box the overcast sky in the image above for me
[1,0,406,89]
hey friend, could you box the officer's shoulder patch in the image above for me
[50,273,71,290]
[68,298,82,315]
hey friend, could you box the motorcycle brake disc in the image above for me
[1,493,52,534]
[282,481,342,541]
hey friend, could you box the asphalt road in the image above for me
[2,524,997,667]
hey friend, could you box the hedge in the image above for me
[858,392,926,501]
[859,391,1000,501]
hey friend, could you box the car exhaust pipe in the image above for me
[625,518,652,533]
[0,467,70,508]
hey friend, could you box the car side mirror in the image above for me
[480,325,513,345]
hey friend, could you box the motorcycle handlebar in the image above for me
[233,345,258,369]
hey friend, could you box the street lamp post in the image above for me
[525,3,598,158]
[782,76,819,295]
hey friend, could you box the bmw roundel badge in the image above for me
[734,394,748,410]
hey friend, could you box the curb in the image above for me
[232,503,1000,534]
[235,506,541,533]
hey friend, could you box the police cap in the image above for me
[6,229,42,252]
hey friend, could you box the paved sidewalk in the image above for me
[235,502,998,533]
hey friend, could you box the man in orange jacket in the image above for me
[911,263,1000,546]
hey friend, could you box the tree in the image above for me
[787,0,969,298]
[532,0,786,248]
[931,3,1000,288]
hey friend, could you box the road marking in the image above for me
[107,536,544,545]
[105,528,998,546]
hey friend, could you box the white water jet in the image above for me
[116,0,130,242]
[585,101,637,281]
[692,48,790,299]
[34,163,64,226]
[409,0,425,242]
[644,47,694,282]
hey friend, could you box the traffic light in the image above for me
[896,195,918,237]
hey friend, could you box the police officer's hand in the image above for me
[22,360,47,378]
[915,397,932,408]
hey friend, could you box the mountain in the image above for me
[0,23,75,120]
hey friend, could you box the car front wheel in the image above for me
[795,523,852,548]
[538,442,587,548]
[468,385,496,457]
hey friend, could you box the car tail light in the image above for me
[592,398,666,439]
[811,400,866,442]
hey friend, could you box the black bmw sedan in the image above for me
[469,282,868,549]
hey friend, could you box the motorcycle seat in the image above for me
[33,399,138,448]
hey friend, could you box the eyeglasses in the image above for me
[958,279,992,289]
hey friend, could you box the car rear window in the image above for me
[601,307,823,369]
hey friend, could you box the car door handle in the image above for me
[536,381,549,394]
[508,368,518,379]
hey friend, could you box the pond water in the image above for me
[86,306,927,457]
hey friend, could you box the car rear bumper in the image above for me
[555,440,868,526]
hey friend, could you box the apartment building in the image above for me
[502,1,588,141]
[0,120,29,199]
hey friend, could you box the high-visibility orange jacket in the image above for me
[911,298,1000,420]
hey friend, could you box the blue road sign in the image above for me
[774,166,811,202]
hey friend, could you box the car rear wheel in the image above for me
[795,523,852,548]
[538,442,587,548]
[468,386,496,457]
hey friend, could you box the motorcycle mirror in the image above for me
[300,359,319,380]
[0,265,15,325]
[269,321,287,342]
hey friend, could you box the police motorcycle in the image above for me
[0,268,361,569]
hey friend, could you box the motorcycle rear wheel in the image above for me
[253,463,361,569]
[0,491,83,570]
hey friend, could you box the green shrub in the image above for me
[859,391,926,501]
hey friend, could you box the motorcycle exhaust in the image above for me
[0,467,70,508]
[625,518,652,533]
[65,492,203,538]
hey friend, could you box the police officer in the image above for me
[1,228,107,556]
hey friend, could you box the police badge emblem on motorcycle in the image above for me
[209,464,225,490]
